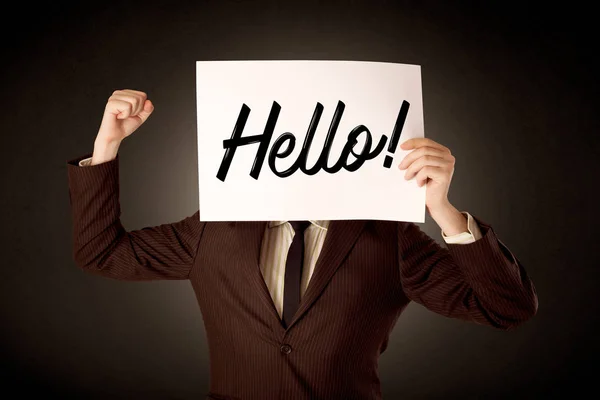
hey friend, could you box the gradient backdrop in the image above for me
[1,1,598,398]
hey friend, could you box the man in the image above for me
[66,89,538,400]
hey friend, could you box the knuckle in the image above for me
[130,89,146,99]
[122,102,132,112]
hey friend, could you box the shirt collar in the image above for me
[268,220,329,230]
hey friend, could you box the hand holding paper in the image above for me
[398,137,456,210]
[398,137,467,235]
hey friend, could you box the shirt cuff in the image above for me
[79,157,93,167]
[441,211,483,244]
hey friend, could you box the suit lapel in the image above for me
[285,219,367,331]
[233,221,285,335]
[233,219,368,334]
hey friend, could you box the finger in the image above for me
[120,100,154,133]
[111,90,145,116]
[121,89,147,98]
[400,138,451,154]
[127,90,147,115]
[403,155,450,180]
[398,146,450,170]
[106,98,134,119]
[109,93,140,117]
[415,166,446,187]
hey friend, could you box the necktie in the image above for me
[282,220,311,328]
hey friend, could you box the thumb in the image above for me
[137,99,154,124]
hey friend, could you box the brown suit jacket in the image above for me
[66,152,538,400]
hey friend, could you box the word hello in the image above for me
[216,100,410,181]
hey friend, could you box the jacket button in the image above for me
[280,344,292,354]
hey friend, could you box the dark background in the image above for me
[1,0,598,398]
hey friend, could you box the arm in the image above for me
[67,151,205,280]
[397,215,538,330]
[67,89,205,280]
[397,138,537,329]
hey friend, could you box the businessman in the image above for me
[66,89,538,400]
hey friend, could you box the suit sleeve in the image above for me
[66,152,206,281]
[397,216,538,330]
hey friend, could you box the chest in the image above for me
[191,221,406,313]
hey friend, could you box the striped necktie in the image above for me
[282,220,311,328]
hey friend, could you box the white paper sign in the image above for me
[196,60,425,222]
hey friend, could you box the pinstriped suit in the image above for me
[67,152,538,400]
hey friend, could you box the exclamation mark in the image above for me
[383,100,410,168]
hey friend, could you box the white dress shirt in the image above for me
[79,156,483,317]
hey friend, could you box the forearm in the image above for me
[67,152,128,274]
[90,138,121,165]
[427,201,468,236]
